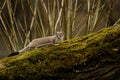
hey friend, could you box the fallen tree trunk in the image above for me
[0,26,120,80]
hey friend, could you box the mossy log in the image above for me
[0,26,120,80]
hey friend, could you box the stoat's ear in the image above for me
[56,32,64,37]
[56,31,63,34]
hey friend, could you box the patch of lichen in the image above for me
[0,26,120,79]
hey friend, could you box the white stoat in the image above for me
[8,32,64,57]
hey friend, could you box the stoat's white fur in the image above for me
[19,32,64,53]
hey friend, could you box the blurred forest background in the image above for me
[0,0,120,58]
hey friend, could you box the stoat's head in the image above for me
[56,32,64,40]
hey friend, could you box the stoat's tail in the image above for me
[19,46,28,53]
[8,46,29,57]
[8,52,19,57]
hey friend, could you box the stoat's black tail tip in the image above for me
[8,52,19,57]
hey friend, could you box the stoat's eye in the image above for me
[60,35,62,37]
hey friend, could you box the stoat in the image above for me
[8,32,64,57]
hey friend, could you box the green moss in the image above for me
[0,26,120,79]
